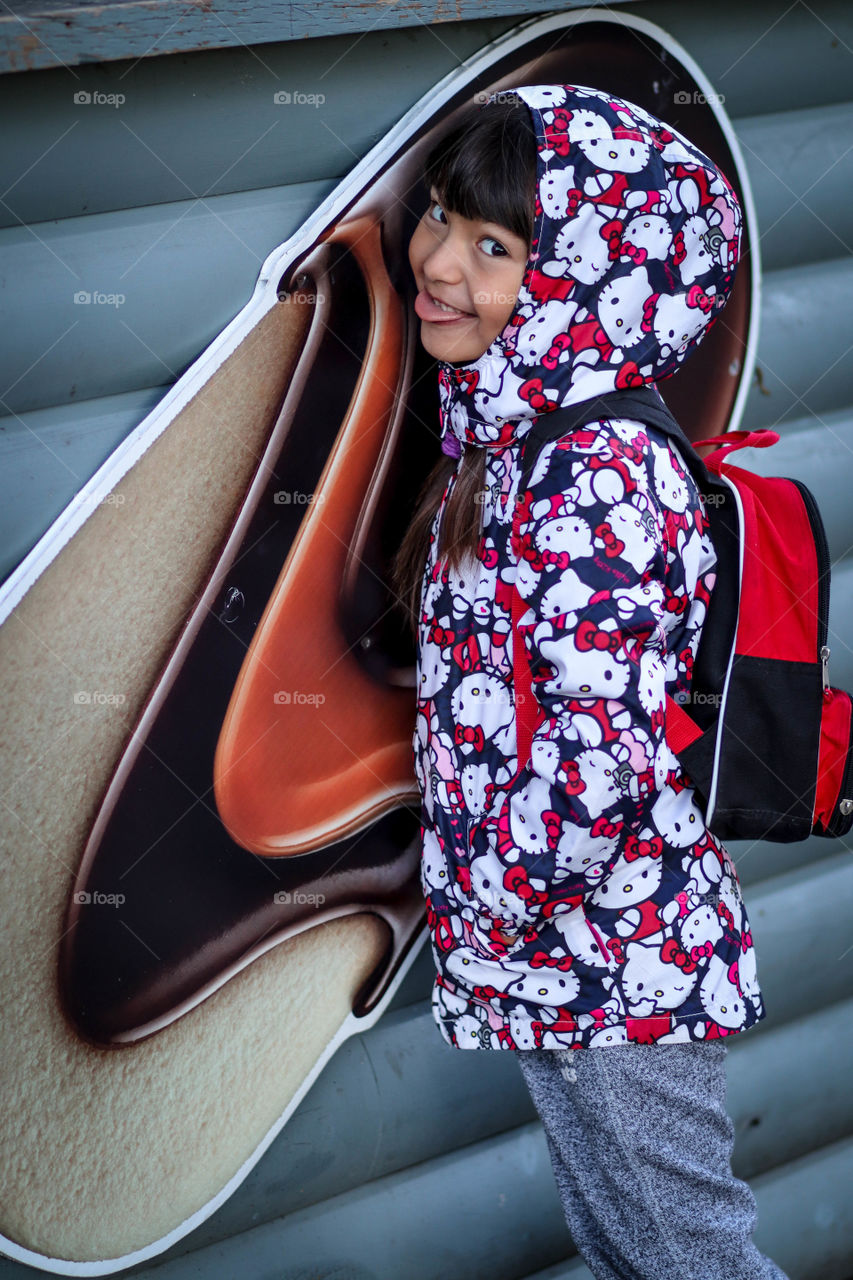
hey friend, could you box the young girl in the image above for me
[392,85,790,1280]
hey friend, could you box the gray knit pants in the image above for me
[516,1040,789,1280]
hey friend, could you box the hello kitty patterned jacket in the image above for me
[413,83,767,1051]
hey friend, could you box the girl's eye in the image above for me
[480,236,508,258]
[428,201,447,225]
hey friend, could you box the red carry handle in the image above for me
[692,428,780,472]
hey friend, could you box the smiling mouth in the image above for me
[414,288,476,323]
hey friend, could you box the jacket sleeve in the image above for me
[464,427,673,955]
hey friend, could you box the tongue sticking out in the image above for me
[414,289,475,322]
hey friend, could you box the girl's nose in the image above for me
[422,234,465,285]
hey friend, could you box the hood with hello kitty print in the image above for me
[438,82,741,455]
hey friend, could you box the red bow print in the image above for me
[576,619,622,654]
[622,240,648,264]
[503,864,547,905]
[520,377,557,413]
[601,218,624,262]
[687,283,714,314]
[542,331,572,371]
[455,724,484,750]
[530,950,574,971]
[429,623,455,646]
[594,521,626,558]
[541,549,571,570]
[543,808,563,849]
[717,901,735,929]
[601,219,648,265]
[448,367,478,393]
[642,292,659,333]
[542,107,574,155]
[452,635,482,672]
[615,361,645,389]
[661,937,697,972]
[690,940,715,962]
[623,834,663,862]
[606,434,646,465]
[432,914,456,953]
[455,864,471,894]
[588,801,618,828]
[565,188,584,217]
[562,760,587,795]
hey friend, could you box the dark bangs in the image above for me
[423,94,538,245]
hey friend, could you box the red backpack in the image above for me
[511,386,853,843]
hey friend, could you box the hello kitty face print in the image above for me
[437,83,742,454]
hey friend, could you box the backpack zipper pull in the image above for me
[820,645,831,696]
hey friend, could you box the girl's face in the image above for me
[408,188,528,364]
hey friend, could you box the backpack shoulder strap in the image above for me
[510,384,711,776]
[517,384,711,496]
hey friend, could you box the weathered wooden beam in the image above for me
[0,0,635,77]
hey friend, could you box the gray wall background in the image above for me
[1,1,852,1277]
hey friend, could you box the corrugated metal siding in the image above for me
[1,2,852,1278]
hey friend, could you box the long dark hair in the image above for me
[391,94,538,633]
